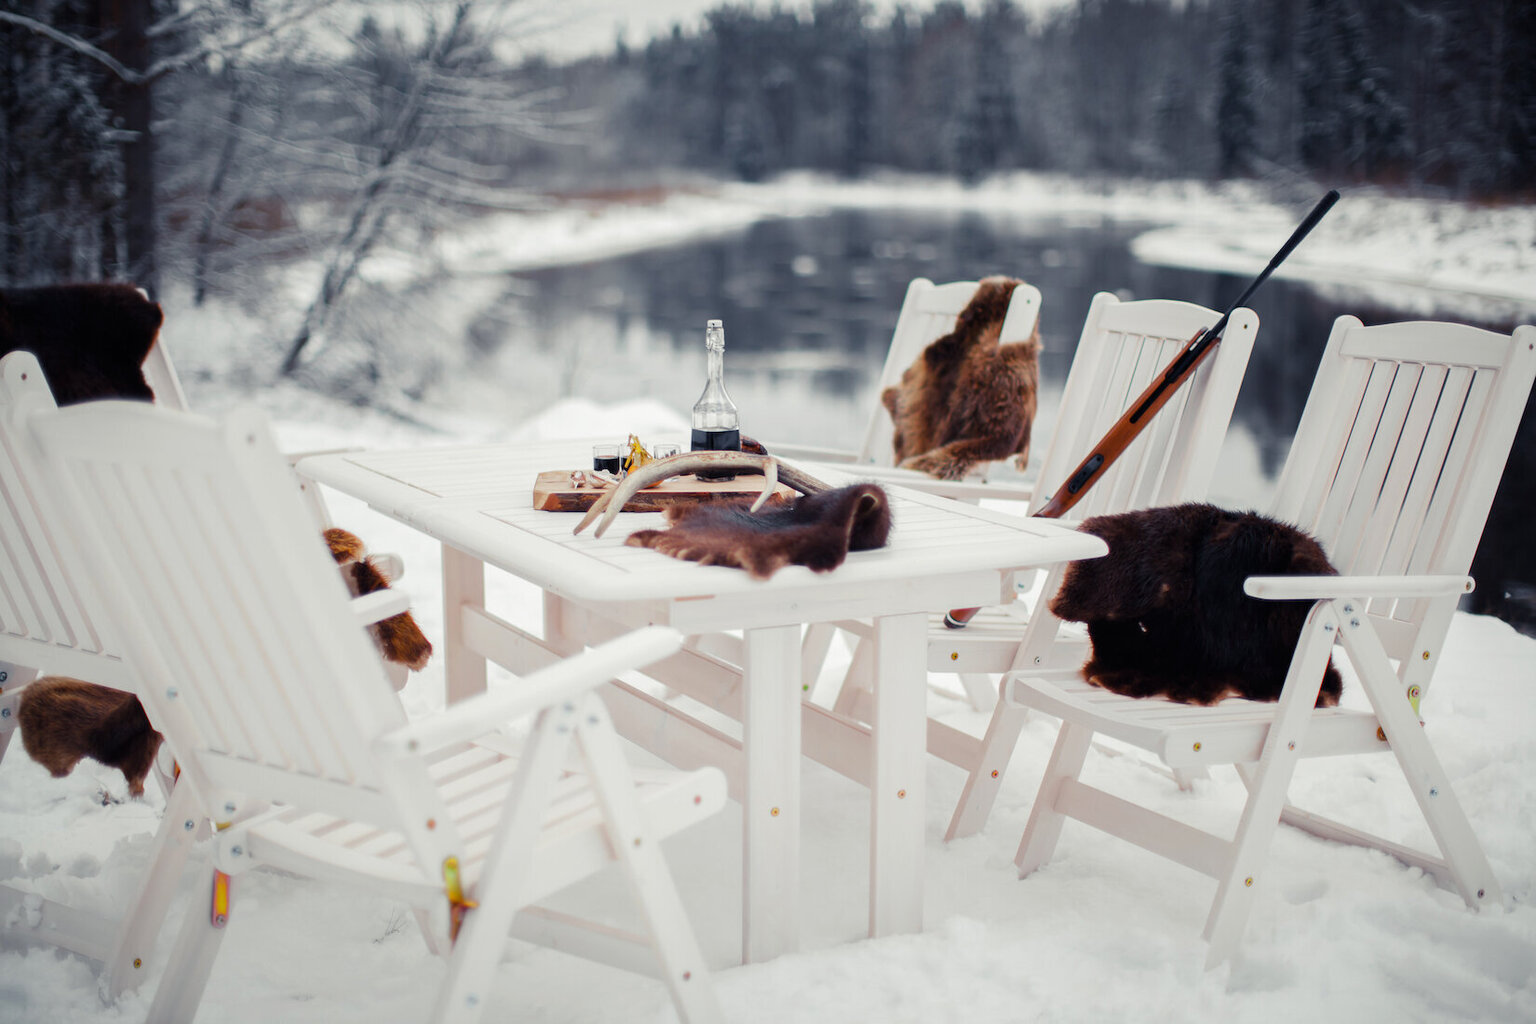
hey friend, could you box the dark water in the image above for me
[478,209,1536,634]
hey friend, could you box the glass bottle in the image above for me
[690,318,741,455]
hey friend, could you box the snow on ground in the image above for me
[3,174,1535,1021]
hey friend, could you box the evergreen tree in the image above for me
[1216,0,1259,177]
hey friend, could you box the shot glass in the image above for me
[592,443,622,475]
[652,442,681,459]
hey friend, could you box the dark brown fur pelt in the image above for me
[625,483,891,579]
[1050,503,1343,707]
[881,276,1041,480]
[325,528,433,671]
[18,678,163,796]
[0,283,164,405]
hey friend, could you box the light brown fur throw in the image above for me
[626,483,892,579]
[882,276,1041,480]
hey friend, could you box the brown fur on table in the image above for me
[1050,503,1343,707]
[626,483,891,579]
[881,276,1041,480]
[0,283,164,405]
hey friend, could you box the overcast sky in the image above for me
[524,0,1078,62]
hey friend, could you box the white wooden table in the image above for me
[297,440,1105,963]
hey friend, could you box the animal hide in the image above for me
[18,678,163,797]
[15,529,433,796]
[882,276,1041,480]
[626,483,891,579]
[325,528,434,671]
[0,283,164,405]
[1050,503,1343,707]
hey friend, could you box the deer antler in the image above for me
[573,452,833,538]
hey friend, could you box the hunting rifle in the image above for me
[944,189,1341,629]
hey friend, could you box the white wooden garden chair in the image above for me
[0,333,412,994]
[770,276,1044,501]
[0,350,210,997]
[26,397,727,1024]
[816,292,1258,729]
[1004,316,1534,966]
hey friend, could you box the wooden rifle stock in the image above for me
[944,189,1340,629]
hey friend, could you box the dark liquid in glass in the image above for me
[691,427,741,480]
[593,455,622,474]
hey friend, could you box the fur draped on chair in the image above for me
[0,283,163,405]
[1050,503,1343,707]
[626,483,892,579]
[882,276,1041,480]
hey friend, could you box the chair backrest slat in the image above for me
[32,401,412,826]
[857,278,1043,466]
[0,353,124,680]
[1268,317,1535,670]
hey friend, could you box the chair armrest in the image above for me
[1243,574,1474,600]
[351,588,412,626]
[765,443,861,463]
[375,626,684,755]
[284,446,362,467]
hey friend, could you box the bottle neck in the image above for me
[706,345,724,383]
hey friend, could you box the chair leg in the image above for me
[945,695,1030,841]
[799,622,836,701]
[145,868,234,1024]
[1015,721,1093,876]
[103,779,203,998]
[1201,602,1337,966]
[576,696,722,1024]
[1338,612,1503,909]
[0,665,40,763]
[956,673,998,712]
[831,636,874,719]
[432,705,575,1024]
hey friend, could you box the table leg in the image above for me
[741,624,801,963]
[870,611,926,937]
[442,544,486,705]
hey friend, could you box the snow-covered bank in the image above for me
[438,172,1536,324]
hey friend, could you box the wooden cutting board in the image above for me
[532,470,798,513]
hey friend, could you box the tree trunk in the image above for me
[98,0,157,296]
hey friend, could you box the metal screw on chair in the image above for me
[184,819,196,831]
[230,846,243,857]
[1350,618,1360,629]
[224,802,236,815]
[1244,877,1253,887]
[1033,655,1042,665]
[1324,623,1334,633]
[1342,604,1353,614]
[1477,888,1486,899]
[166,687,179,699]
[0,708,9,719]
[1429,787,1439,797]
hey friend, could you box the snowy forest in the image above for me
[2,0,1533,360]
